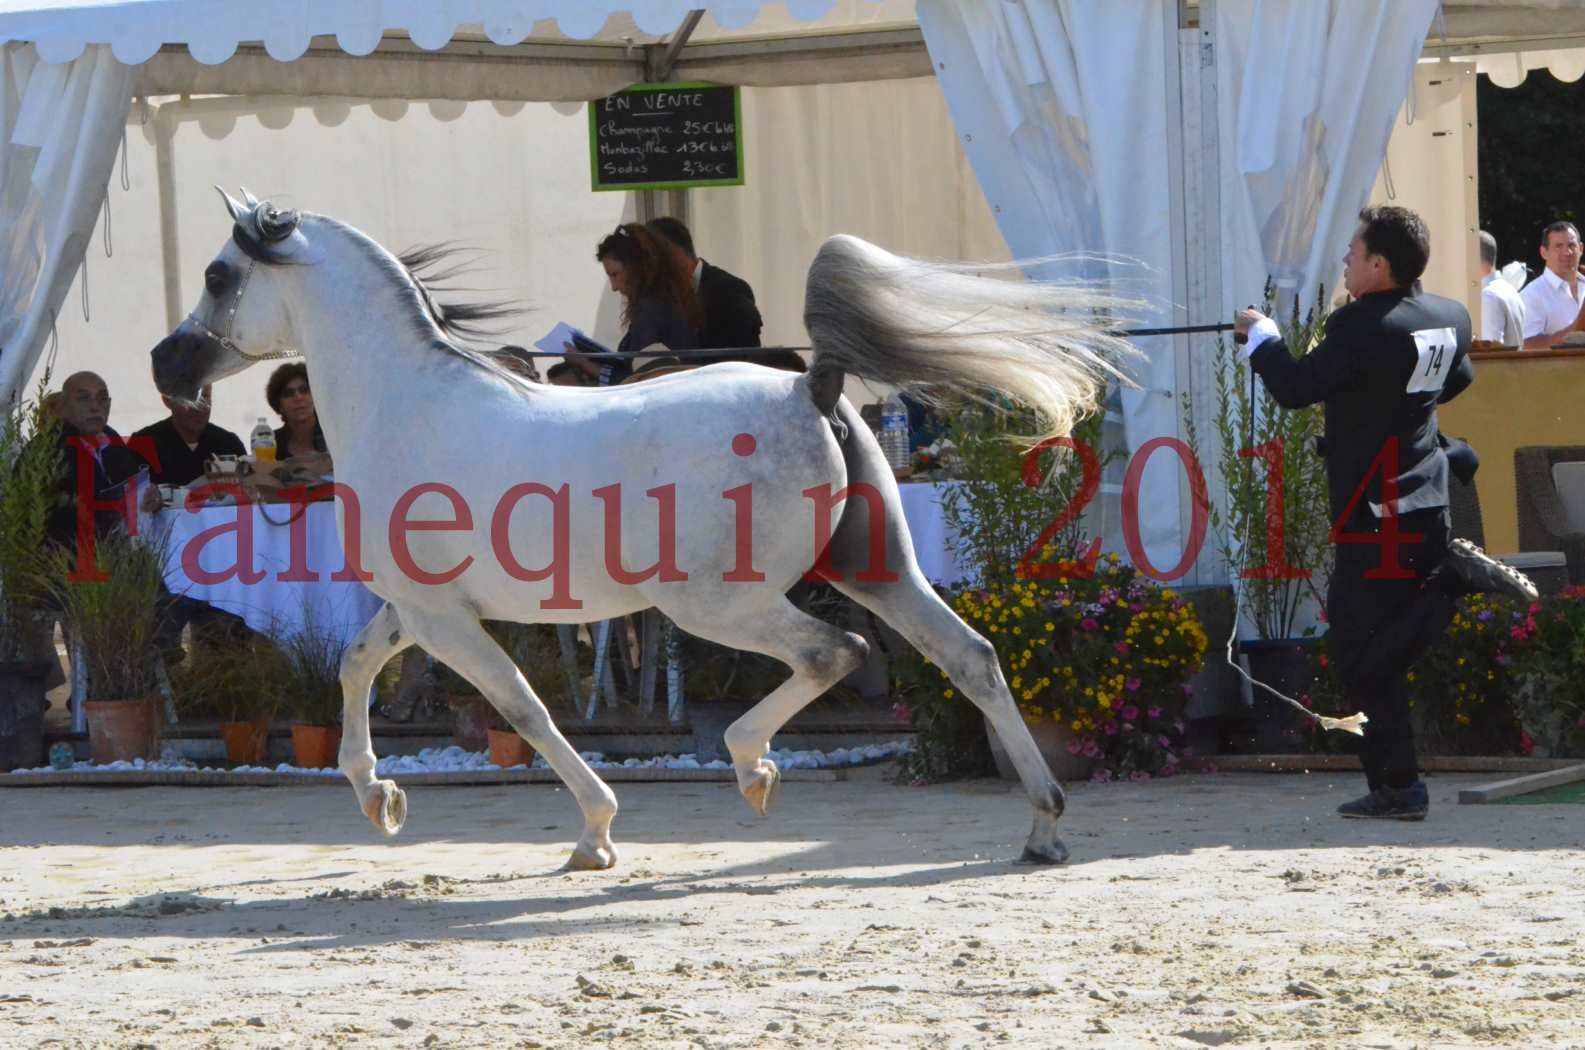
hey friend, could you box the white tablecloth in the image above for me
[154,500,382,646]
[897,480,972,587]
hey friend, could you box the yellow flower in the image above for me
[943,689,955,699]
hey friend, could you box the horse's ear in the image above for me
[240,187,260,209]
[215,186,246,222]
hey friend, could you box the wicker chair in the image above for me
[1450,472,1570,597]
[1514,445,1585,585]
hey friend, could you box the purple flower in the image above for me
[1114,641,1131,655]
[1125,677,1141,692]
[1120,704,1140,722]
[1158,735,1171,748]
[1477,609,1494,622]
[1147,706,1163,719]
[1081,617,1099,632]
[1103,720,1119,736]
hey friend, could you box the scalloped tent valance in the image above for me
[0,1,843,65]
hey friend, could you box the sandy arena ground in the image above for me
[2,767,1583,1049]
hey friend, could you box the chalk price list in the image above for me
[591,86,742,189]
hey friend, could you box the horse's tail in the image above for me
[802,234,1140,442]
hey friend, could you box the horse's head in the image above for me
[151,188,314,402]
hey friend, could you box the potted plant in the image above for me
[1512,586,1585,757]
[0,382,64,771]
[951,542,1208,781]
[171,636,285,766]
[277,624,347,769]
[46,529,170,765]
[1183,285,1334,752]
[925,402,1198,780]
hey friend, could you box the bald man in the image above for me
[49,371,145,549]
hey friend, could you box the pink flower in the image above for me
[1147,706,1163,719]
[1158,735,1171,749]
[1125,677,1141,692]
[891,701,912,723]
[1120,704,1140,722]
[1130,770,1150,782]
[1114,641,1131,655]
[1519,730,1536,756]
[1082,741,1103,759]
[1091,769,1112,783]
[1103,720,1119,736]
[1065,738,1084,755]
[1081,617,1099,632]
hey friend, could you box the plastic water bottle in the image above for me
[880,392,912,477]
[250,417,277,466]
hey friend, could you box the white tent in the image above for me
[3,0,1582,581]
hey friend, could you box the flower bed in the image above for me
[903,546,1208,782]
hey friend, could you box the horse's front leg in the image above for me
[338,603,413,834]
[401,610,621,870]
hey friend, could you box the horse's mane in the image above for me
[313,216,537,391]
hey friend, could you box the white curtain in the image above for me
[1216,0,1441,315]
[0,43,132,406]
[917,0,1182,569]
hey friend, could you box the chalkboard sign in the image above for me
[589,82,744,192]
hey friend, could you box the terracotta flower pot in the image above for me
[448,695,495,753]
[985,712,1094,783]
[487,728,534,769]
[220,719,272,766]
[291,723,342,769]
[84,698,161,765]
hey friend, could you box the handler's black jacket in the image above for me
[1249,287,1474,531]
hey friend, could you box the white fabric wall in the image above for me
[916,0,1182,570]
[692,76,1007,358]
[0,42,131,406]
[1215,0,1441,316]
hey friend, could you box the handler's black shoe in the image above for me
[1338,781,1429,821]
[1443,539,1539,603]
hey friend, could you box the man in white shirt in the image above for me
[1478,231,1525,347]
[1519,221,1584,348]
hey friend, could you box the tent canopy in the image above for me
[5,1,1585,102]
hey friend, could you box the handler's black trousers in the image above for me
[1325,507,1460,791]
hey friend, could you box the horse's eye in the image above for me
[205,262,231,297]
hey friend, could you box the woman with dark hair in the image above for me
[568,223,699,385]
[264,362,332,472]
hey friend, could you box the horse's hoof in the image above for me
[567,841,619,871]
[1019,836,1070,865]
[741,761,781,817]
[362,781,407,836]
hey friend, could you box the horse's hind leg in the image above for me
[339,602,414,834]
[838,573,1069,864]
[398,609,620,870]
[663,598,869,816]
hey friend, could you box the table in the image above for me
[896,479,973,587]
[153,499,383,647]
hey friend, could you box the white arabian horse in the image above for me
[151,190,1134,870]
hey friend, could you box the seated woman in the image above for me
[264,362,333,477]
[566,224,699,385]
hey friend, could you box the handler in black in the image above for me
[1234,205,1538,821]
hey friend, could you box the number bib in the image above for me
[1407,327,1457,394]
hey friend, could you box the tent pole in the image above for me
[637,11,705,227]
[153,105,183,332]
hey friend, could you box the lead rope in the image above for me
[1223,323,1367,737]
